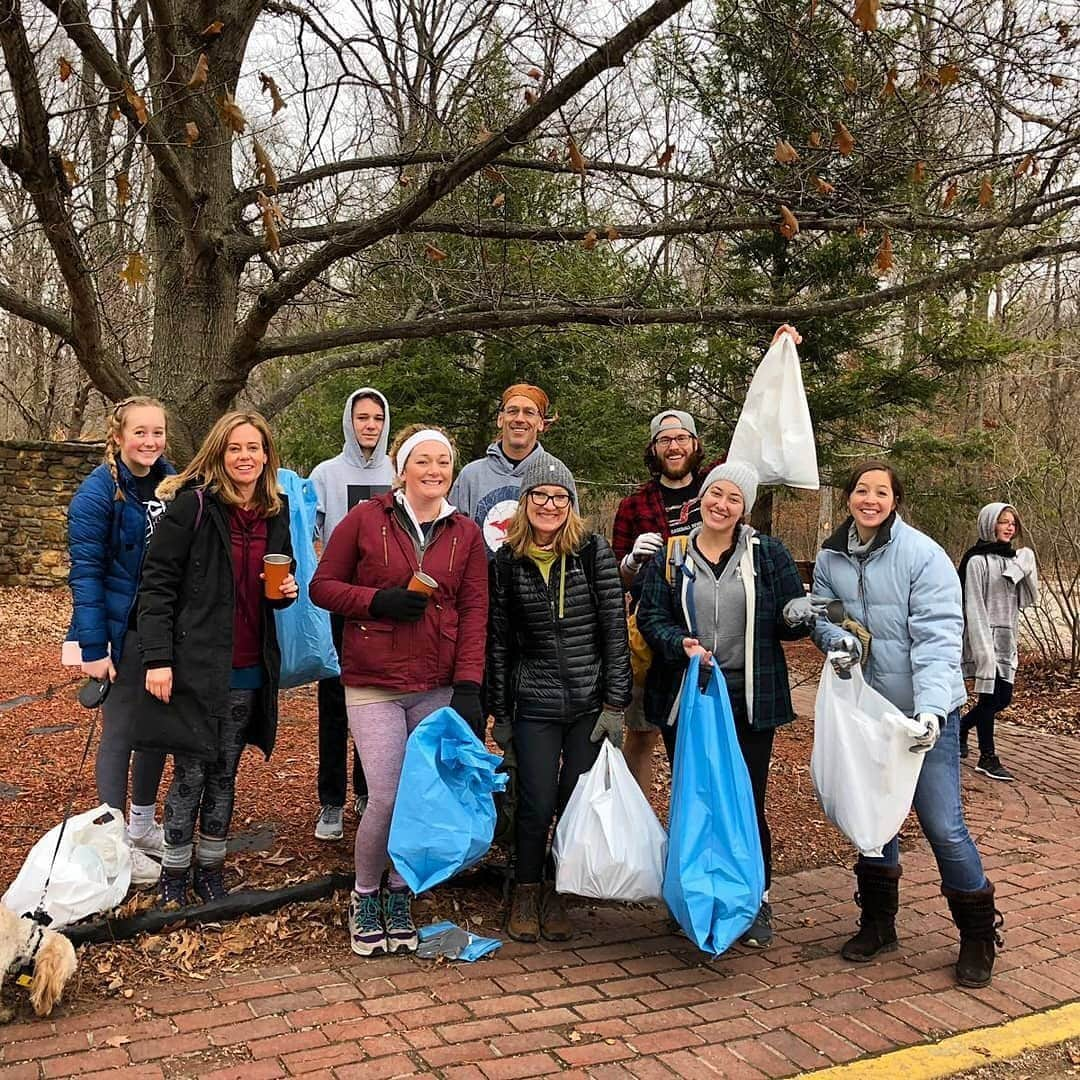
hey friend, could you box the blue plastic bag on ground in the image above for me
[662,658,765,956]
[416,921,502,961]
[388,708,508,894]
[275,469,340,688]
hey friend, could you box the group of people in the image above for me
[64,324,1038,991]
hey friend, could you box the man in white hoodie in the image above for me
[309,388,394,840]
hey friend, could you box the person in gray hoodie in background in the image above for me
[959,502,1039,782]
[309,388,394,840]
[451,383,552,557]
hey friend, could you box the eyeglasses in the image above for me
[527,490,571,508]
[655,434,693,449]
[503,406,542,419]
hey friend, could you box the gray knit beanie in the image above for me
[700,461,759,513]
[650,409,698,440]
[519,452,579,507]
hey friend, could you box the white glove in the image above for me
[632,532,664,564]
[910,712,941,754]
[829,635,860,676]
[783,594,832,628]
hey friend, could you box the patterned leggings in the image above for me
[162,690,252,870]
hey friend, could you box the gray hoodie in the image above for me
[309,387,394,542]
[961,502,1039,692]
[449,440,543,555]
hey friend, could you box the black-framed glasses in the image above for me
[527,490,571,509]
[655,434,693,449]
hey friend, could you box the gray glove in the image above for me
[910,712,941,755]
[830,635,860,678]
[783,594,832,628]
[492,719,516,769]
[590,707,625,749]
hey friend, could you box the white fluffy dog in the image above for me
[0,906,78,1020]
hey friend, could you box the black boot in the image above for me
[944,882,1002,988]
[158,868,190,909]
[841,865,901,962]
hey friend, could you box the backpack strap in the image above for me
[193,488,205,532]
[664,534,689,585]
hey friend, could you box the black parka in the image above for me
[135,485,294,762]
[487,533,632,726]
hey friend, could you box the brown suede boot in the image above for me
[540,883,574,942]
[507,884,541,943]
[841,864,901,962]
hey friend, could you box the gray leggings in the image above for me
[162,690,252,870]
[96,630,166,812]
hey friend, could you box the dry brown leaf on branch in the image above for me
[185,122,200,145]
[854,220,868,238]
[843,75,858,93]
[581,229,599,250]
[774,139,800,164]
[1014,153,1036,177]
[853,0,879,32]
[808,130,822,147]
[424,243,447,262]
[834,122,855,156]
[657,143,675,169]
[259,73,287,115]
[114,171,130,205]
[473,127,494,144]
[568,137,587,175]
[881,67,898,97]
[942,178,958,209]
[979,175,994,209]
[875,230,894,273]
[482,165,505,184]
[938,63,959,86]
[524,89,538,105]
[605,225,621,241]
[201,20,225,37]
[124,85,148,125]
[60,158,79,187]
[58,56,74,82]
[219,92,247,133]
[778,205,800,239]
[110,105,121,121]
[187,53,209,91]
[911,160,926,183]
[253,138,278,192]
[119,252,148,289]
[490,192,505,208]
[813,174,835,195]
[527,67,542,80]
[257,191,283,252]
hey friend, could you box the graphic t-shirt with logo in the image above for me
[661,480,702,538]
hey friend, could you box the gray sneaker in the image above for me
[315,805,344,841]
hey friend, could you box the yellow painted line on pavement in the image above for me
[805,1000,1080,1079]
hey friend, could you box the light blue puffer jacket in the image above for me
[811,513,966,718]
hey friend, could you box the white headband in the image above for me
[395,429,454,475]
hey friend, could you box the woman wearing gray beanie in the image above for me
[635,460,811,949]
[487,452,632,944]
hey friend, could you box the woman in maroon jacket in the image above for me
[311,424,488,957]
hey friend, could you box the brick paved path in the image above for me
[2,718,1078,1080]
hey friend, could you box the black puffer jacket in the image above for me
[487,534,632,725]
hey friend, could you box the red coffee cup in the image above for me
[408,571,438,597]
[263,554,290,599]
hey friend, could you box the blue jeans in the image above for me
[858,710,987,892]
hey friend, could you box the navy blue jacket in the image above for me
[67,457,175,663]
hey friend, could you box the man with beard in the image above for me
[612,410,719,791]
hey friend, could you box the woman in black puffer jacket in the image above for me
[488,453,631,944]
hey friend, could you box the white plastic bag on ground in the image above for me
[2,803,132,927]
[727,334,819,489]
[811,659,927,858]
[553,740,667,902]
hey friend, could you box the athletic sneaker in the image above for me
[315,805,344,841]
[975,754,1015,782]
[130,822,165,857]
[382,887,418,953]
[740,901,774,948]
[349,890,386,956]
[130,846,162,885]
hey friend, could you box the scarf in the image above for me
[957,539,1015,600]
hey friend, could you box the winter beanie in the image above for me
[518,452,578,507]
[700,461,759,513]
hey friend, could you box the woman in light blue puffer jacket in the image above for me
[811,461,997,990]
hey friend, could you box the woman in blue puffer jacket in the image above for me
[67,396,174,880]
[810,461,997,990]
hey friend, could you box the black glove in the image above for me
[369,587,427,623]
[450,681,485,739]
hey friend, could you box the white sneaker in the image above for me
[130,822,165,857]
[130,847,162,885]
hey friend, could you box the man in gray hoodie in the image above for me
[309,388,394,840]
[451,383,550,557]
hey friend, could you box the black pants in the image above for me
[960,675,1013,756]
[317,613,367,806]
[513,714,601,884]
[659,672,774,889]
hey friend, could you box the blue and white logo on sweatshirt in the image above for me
[475,485,521,553]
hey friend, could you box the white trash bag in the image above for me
[3,804,132,927]
[727,333,819,489]
[553,740,667,902]
[811,659,927,858]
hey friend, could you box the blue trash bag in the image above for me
[274,468,340,688]
[388,707,508,894]
[662,657,765,956]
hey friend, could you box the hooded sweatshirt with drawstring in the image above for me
[450,441,543,556]
[309,388,394,543]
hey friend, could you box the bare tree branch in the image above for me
[0,280,74,342]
